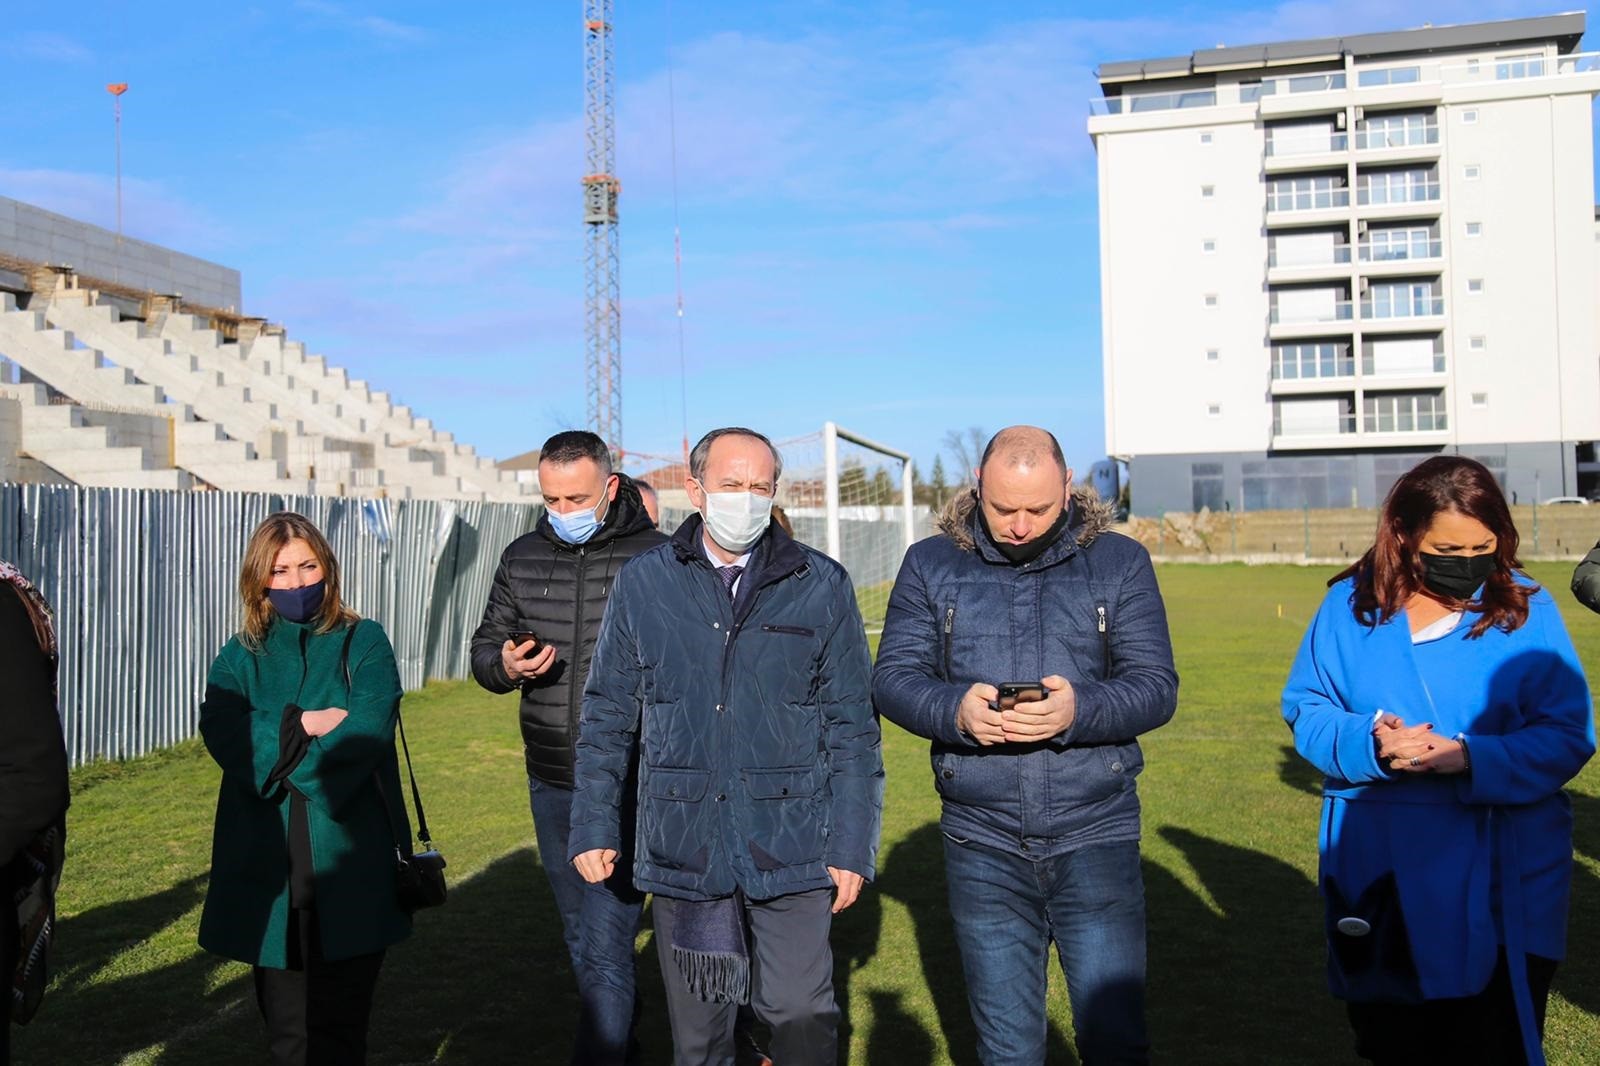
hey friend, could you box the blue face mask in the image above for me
[549,495,608,545]
[268,580,326,624]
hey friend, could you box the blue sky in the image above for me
[0,0,1589,478]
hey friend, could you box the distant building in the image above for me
[1089,12,1600,511]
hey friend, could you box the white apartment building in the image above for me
[1089,12,1600,512]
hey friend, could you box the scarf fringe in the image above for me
[672,946,751,1005]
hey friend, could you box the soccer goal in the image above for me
[773,422,923,631]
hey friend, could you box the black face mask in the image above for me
[1418,552,1497,601]
[268,580,326,623]
[982,501,1072,566]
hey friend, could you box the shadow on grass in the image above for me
[1276,744,1324,797]
[1555,791,1600,1020]
[873,823,1077,1066]
[1146,827,1349,1065]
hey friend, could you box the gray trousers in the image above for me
[653,887,838,1066]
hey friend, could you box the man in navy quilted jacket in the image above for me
[570,426,883,1066]
[874,426,1178,1066]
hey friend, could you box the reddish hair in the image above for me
[1332,456,1534,637]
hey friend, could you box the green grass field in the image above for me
[12,563,1600,1064]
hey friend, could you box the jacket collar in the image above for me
[671,512,810,594]
[938,485,1115,569]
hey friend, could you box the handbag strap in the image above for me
[341,625,435,850]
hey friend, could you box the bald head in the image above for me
[976,426,1073,549]
[979,426,1067,479]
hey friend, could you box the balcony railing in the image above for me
[1270,301,1353,325]
[1361,295,1444,319]
[1364,412,1448,433]
[1354,126,1439,150]
[1090,53,1600,117]
[1267,188,1351,212]
[1359,239,1442,262]
[1362,355,1446,376]
[1357,181,1440,206]
[1272,413,1358,436]
[1269,245,1352,268]
[1271,358,1356,381]
[1265,132,1348,157]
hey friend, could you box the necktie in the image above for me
[718,565,743,601]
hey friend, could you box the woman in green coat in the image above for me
[198,512,410,1064]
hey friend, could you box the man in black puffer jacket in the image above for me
[471,430,666,1066]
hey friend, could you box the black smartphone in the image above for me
[995,682,1046,710]
[507,630,542,656]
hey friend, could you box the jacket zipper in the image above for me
[568,546,587,759]
[943,606,955,679]
[1097,605,1110,677]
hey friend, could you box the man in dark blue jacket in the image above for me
[874,426,1177,1066]
[570,426,883,1066]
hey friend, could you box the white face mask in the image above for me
[700,490,774,553]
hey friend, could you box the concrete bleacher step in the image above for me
[0,383,190,490]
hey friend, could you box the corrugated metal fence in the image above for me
[2,484,541,767]
[6,485,925,768]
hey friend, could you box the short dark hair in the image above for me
[688,427,783,483]
[540,430,612,477]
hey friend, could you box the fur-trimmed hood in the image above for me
[935,485,1115,553]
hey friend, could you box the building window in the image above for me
[1363,280,1443,319]
[1242,456,1356,509]
[1191,463,1226,512]
[1201,184,1215,198]
[1461,109,1478,125]
[1266,173,1348,211]
[1464,164,1481,180]
[1354,110,1438,150]
[1204,293,1218,307]
[1469,335,1486,351]
[1496,53,1546,80]
[1468,278,1484,294]
[1465,221,1482,237]
[1207,403,1222,418]
[1472,392,1488,407]
[1206,348,1220,362]
[1200,130,1214,145]
[1272,340,1353,380]
[1466,58,1481,76]
[1361,223,1440,262]
[1202,238,1217,253]
[1357,66,1421,87]
[1357,166,1440,206]
[1363,391,1448,433]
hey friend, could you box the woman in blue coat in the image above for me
[1282,456,1593,1066]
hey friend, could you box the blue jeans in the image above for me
[942,834,1149,1066]
[529,774,645,1066]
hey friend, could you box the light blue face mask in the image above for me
[549,495,608,545]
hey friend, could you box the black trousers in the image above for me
[1347,951,1558,1066]
[253,909,386,1066]
[1,891,16,1066]
[653,888,837,1066]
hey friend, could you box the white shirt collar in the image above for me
[701,531,752,570]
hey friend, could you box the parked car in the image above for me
[1543,496,1590,506]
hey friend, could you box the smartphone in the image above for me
[507,630,542,657]
[995,682,1046,711]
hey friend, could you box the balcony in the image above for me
[1271,358,1357,395]
[1354,125,1438,151]
[1265,188,1351,228]
[1088,89,1218,115]
[1359,239,1442,263]
[1271,409,1359,450]
[1356,181,1439,207]
[1267,245,1352,283]
[1270,301,1353,325]
[1360,295,1444,324]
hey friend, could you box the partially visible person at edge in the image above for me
[637,480,661,527]
[570,426,884,1066]
[1282,456,1594,1066]
[1570,533,1600,613]
[198,513,412,1065]
[0,561,69,1066]
[470,431,675,1066]
[873,426,1177,1066]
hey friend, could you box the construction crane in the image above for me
[582,1,622,452]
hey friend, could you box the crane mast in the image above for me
[582,0,621,451]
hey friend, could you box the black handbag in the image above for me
[342,628,447,913]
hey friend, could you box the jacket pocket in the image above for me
[645,766,709,801]
[761,624,816,638]
[641,767,710,873]
[742,767,824,870]
[1097,740,1144,779]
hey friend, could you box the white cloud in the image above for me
[292,0,428,44]
[4,32,92,64]
[0,168,233,256]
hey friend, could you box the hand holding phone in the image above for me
[507,630,541,657]
[993,682,1046,711]
[501,631,555,682]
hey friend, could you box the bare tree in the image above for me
[942,426,987,487]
